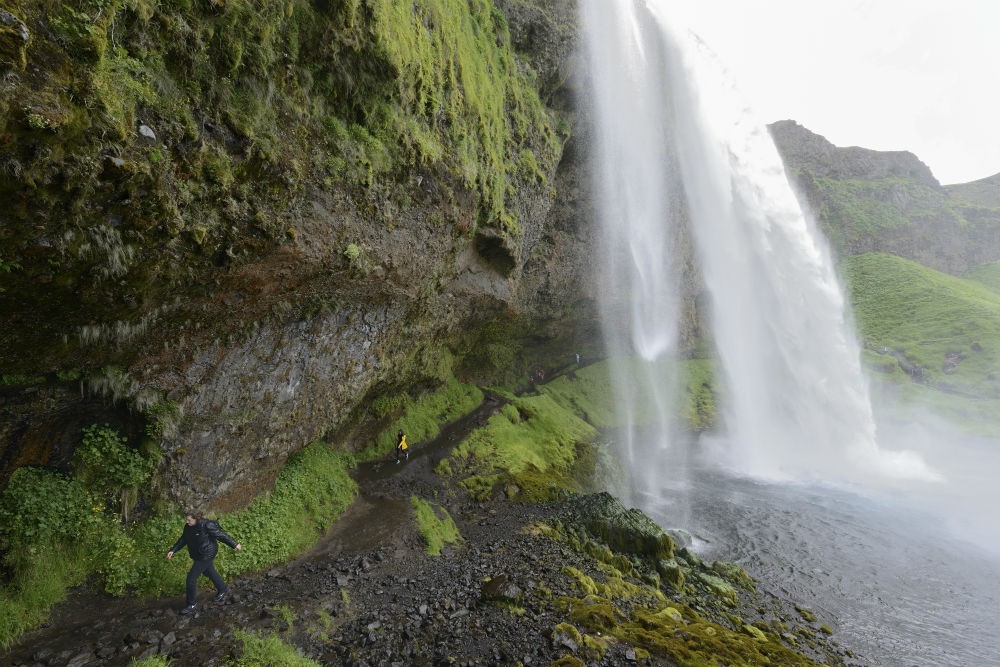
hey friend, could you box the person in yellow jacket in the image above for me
[395,430,409,464]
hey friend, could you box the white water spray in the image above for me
[582,0,939,487]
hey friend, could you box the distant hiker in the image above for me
[575,352,581,365]
[167,512,242,615]
[395,430,409,464]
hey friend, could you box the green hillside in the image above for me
[846,252,1000,396]
[945,173,1000,209]
[844,252,1000,428]
[965,260,1000,295]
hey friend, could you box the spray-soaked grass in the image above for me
[965,260,1000,295]
[540,359,719,432]
[845,252,1000,398]
[845,252,1000,432]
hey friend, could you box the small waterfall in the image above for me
[582,0,939,489]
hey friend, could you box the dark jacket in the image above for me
[170,519,238,561]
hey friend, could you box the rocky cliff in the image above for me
[0,0,600,509]
[770,120,1000,274]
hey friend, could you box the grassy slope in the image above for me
[965,260,1000,295]
[844,252,1000,429]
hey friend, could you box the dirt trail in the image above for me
[1,394,507,667]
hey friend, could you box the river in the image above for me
[638,444,1000,667]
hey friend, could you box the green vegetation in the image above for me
[410,496,463,555]
[231,630,320,667]
[812,176,962,249]
[845,253,1000,395]
[0,435,356,648]
[534,516,825,667]
[363,377,483,460]
[73,424,158,523]
[966,260,1000,294]
[368,0,558,230]
[131,656,170,667]
[438,390,596,500]
[0,0,561,378]
[845,252,1000,432]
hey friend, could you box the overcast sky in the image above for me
[671,0,1000,185]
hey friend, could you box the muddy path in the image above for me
[1,393,510,667]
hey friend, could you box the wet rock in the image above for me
[481,574,523,603]
[65,650,94,667]
[573,492,675,560]
[137,123,156,142]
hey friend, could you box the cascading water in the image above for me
[581,9,1000,664]
[581,0,685,501]
[582,0,939,488]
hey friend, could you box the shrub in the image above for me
[0,467,96,551]
[73,424,156,522]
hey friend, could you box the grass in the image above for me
[845,252,1000,432]
[0,541,95,650]
[813,176,964,249]
[231,630,320,667]
[410,496,463,555]
[364,377,483,460]
[845,252,1000,397]
[0,441,357,647]
[965,260,1000,294]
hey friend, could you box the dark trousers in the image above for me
[186,558,227,605]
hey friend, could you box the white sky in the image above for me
[671,0,1000,185]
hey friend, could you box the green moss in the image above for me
[795,605,816,623]
[365,377,483,460]
[548,656,584,667]
[410,496,463,555]
[368,0,557,229]
[551,621,583,647]
[440,391,597,499]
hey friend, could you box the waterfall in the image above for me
[582,0,940,489]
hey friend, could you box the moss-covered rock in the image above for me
[573,492,676,561]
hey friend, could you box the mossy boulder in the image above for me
[573,492,676,561]
[0,9,29,70]
[696,572,738,606]
[656,557,686,591]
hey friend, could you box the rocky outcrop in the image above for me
[770,120,1000,274]
[0,0,595,509]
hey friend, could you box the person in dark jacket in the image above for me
[167,513,242,615]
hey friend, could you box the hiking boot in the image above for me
[179,604,197,616]
[214,588,230,603]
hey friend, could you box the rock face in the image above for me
[0,0,598,509]
[770,120,1000,274]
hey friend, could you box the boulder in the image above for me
[0,9,29,70]
[573,492,675,560]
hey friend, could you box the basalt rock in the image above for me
[0,0,600,510]
[572,491,676,561]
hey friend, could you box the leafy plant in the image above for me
[72,424,156,523]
